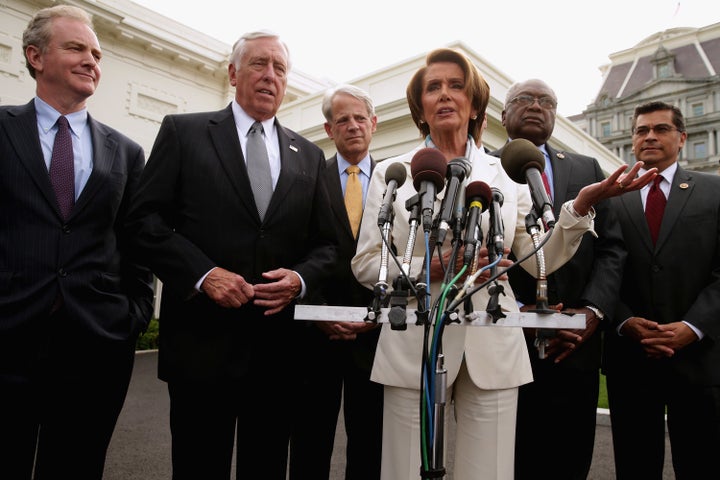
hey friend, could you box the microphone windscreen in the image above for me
[447,157,472,179]
[410,148,446,192]
[500,138,545,184]
[384,162,407,187]
[465,181,492,212]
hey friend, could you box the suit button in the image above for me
[62,225,71,234]
[58,268,68,277]
[651,264,662,273]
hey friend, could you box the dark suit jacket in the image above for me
[0,101,153,343]
[126,104,338,382]
[317,155,377,370]
[604,165,720,385]
[491,144,625,370]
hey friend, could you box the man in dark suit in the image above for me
[490,79,625,480]
[289,84,382,480]
[604,100,720,479]
[126,30,338,479]
[0,5,153,479]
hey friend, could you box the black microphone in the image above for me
[377,162,407,226]
[410,148,446,233]
[489,187,505,257]
[436,157,472,245]
[463,181,492,266]
[500,138,555,228]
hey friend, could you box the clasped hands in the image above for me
[620,317,698,359]
[201,266,301,316]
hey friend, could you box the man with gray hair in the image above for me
[126,30,337,479]
[0,5,153,478]
[290,84,382,480]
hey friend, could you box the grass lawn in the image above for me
[599,373,609,409]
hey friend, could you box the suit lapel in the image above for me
[546,145,571,210]
[620,189,654,251]
[656,168,693,250]
[3,102,60,216]
[267,121,306,221]
[72,115,116,218]
[207,106,258,218]
[326,155,354,239]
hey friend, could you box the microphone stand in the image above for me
[387,195,425,331]
[368,219,392,323]
[485,229,506,323]
[423,208,465,480]
[524,211,556,359]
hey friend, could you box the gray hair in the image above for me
[229,30,291,70]
[321,84,375,122]
[504,79,557,107]
[23,5,94,79]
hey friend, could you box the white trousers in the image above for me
[380,360,518,480]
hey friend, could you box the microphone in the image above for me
[410,148,446,233]
[500,138,555,228]
[489,187,505,257]
[377,162,407,226]
[436,157,472,245]
[462,181,492,266]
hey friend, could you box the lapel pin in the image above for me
[679,183,689,189]
[556,152,565,159]
[289,145,298,152]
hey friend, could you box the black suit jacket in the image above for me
[126,104,338,381]
[491,144,625,370]
[604,166,720,385]
[0,101,153,341]
[317,155,377,370]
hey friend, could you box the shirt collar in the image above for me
[34,97,88,135]
[337,153,372,178]
[641,161,677,189]
[232,100,274,137]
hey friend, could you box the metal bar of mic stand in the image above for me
[431,353,447,477]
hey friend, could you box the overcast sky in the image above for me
[132,0,718,116]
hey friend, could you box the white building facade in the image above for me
[2,0,623,173]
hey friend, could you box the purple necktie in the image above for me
[645,176,666,245]
[49,116,75,219]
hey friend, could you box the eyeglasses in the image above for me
[509,95,557,110]
[632,124,681,136]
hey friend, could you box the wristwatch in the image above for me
[586,305,604,321]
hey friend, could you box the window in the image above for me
[658,63,672,78]
[693,142,707,160]
[601,121,611,137]
[691,103,704,117]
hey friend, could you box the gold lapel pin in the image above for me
[679,183,689,189]
[556,152,565,159]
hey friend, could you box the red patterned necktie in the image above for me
[541,171,552,202]
[645,176,666,245]
[49,116,75,219]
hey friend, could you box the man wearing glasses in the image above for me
[604,100,720,478]
[491,78,625,479]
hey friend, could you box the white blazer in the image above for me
[351,142,595,390]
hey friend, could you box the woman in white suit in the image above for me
[351,48,653,480]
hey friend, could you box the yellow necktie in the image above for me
[344,165,363,238]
